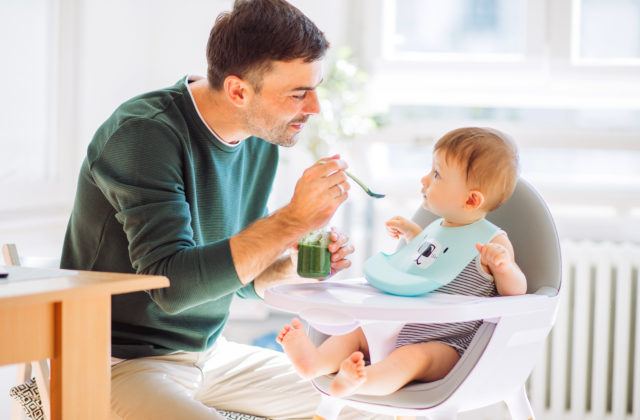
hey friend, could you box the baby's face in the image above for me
[421,151,471,218]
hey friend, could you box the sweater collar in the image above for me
[181,75,243,152]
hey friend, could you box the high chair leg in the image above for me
[504,385,534,420]
[313,395,346,420]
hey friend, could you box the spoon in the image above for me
[319,161,385,198]
[343,170,385,198]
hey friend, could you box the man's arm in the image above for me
[250,255,306,298]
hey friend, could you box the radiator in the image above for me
[528,240,640,420]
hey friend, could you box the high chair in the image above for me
[265,178,562,420]
[3,243,56,420]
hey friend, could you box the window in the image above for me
[386,0,527,60]
[575,0,640,63]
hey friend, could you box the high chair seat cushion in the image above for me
[311,322,495,409]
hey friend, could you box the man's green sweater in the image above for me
[61,76,279,359]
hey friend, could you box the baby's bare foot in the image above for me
[276,318,320,379]
[329,351,367,397]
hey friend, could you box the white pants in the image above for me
[111,337,391,420]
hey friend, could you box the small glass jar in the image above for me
[297,229,332,278]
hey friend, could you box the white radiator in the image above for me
[528,241,640,420]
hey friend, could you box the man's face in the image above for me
[243,58,323,147]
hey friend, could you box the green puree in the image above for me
[297,230,331,278]
[297,244,331,278]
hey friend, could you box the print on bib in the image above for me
[413,237,448,269]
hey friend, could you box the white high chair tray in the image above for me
[264,277,554,328]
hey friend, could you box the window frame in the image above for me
[359,0,640,113]
[571,0,640,65]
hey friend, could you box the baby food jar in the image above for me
[297,229,332,278]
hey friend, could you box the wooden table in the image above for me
[0,265,169,420]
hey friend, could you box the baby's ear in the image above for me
[464,190,485,211]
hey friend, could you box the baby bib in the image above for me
[364,218,500,296]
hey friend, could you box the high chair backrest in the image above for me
[408,178,561,295]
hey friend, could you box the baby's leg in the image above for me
[277,318,367,379]
[330,341,460,397]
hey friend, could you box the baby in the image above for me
[277,127,527,397]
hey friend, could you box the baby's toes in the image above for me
[276,325,291,342]
[291,317,304,330]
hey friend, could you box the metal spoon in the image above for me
[343,170,385,198]
[319,161,385,198]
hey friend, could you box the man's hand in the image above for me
[327,227,354,276]
[385,216,422,242]
[288,227,354,278]
[254,226,354,297]
[282,155,351,233]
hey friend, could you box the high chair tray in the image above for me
[264,278,555,327]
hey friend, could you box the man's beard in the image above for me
[244,104,309,147]
[248,117,309,147]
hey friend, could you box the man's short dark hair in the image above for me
[206,0,329,91]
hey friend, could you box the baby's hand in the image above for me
[386,216,404,239]
[475,242,511,273]
[385,216,420,240]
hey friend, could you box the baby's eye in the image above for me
[434,171,440,179]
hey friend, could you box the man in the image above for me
[60,1,379,419]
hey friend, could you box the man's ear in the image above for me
[224,75,252,107]
[464,190,485,211]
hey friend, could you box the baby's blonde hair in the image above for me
[434,127,519,212]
